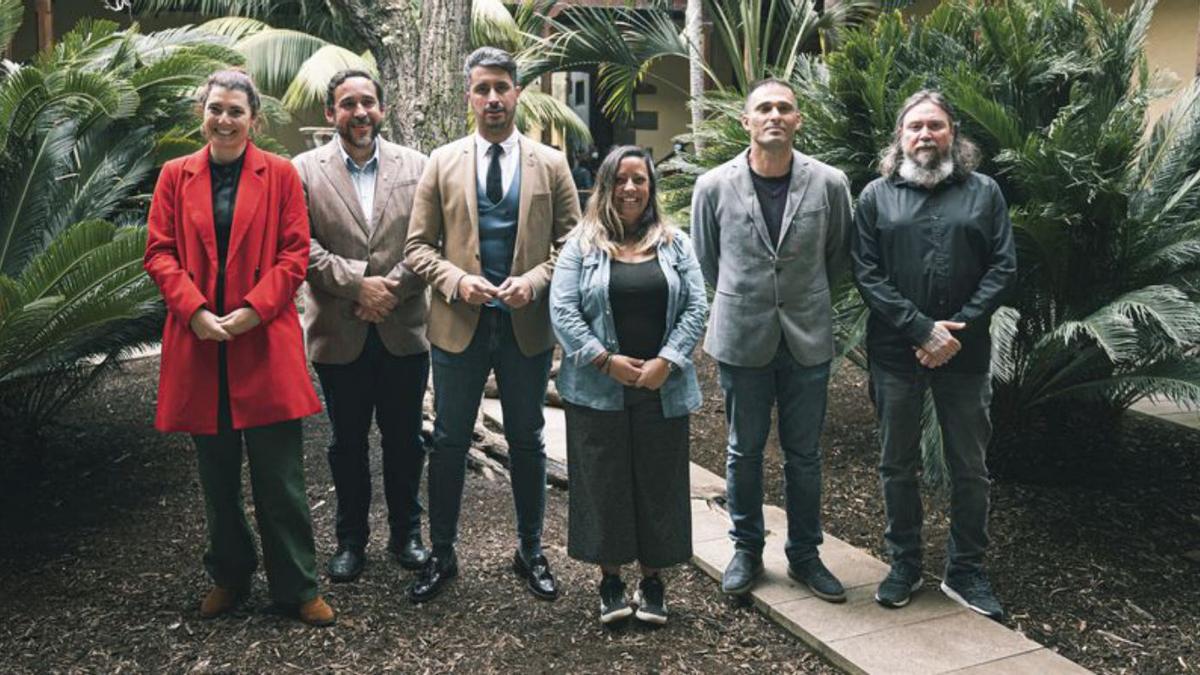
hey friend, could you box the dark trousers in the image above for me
[564,388,692,568]
[191,372,318,605]
[868,361,993,577]
[313,326,429,552]
[428,307,553,556]
[719,343,831,565]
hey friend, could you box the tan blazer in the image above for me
[405,133,580,356]
[293,139,430,364]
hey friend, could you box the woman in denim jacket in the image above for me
[550,146,708,626]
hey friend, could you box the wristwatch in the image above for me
[665,359,679,373]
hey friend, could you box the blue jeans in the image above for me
[428,308,553,556]
[869,362,992,577]
[719,343,831,565]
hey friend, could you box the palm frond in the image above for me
[472,0,524,53]
[235,28,332,95]
[0,122,79,277]
[199,16,268,41]
[278,44,375,113]
[515,89,593,151]
[1131,79,1200,222]
[0,0,22,51]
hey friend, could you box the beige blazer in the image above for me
[405,133,580,356]
[293,139,430,364]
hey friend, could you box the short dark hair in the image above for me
[197,69,260,117]
[464,46,518,89]
[325,69,385,110]
[744,77,796,109]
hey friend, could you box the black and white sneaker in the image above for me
[875,563,922,608]
[598,573,633,624]
[941,571,1004,621]
[633,575,668,625]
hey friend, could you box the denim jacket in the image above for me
[550,228,709,418]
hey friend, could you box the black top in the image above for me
[750,167,791,248]
[210,151,244,312]
[852,172,1017,373]
[610,258,668,360]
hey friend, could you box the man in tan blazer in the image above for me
[404,47,579,604]
[294,70,431,584]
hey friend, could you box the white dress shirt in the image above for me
[474,128,519,198]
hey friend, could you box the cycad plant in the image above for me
[0,5,242,452]
[676,0,1200,477]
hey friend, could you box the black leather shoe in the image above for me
[721,550,763,595]
[788,556,846,603]
[327,547,366,582]
[388,533,430,571]
[408,551,458,604]
[512,550,558,601]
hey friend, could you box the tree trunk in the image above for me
[686,0,705,154]
[327,0,471,153]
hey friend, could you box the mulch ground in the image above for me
[0,357,834,674]
[687,353,1200,675]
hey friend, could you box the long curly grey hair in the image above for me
[877,90,981,180]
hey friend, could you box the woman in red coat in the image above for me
[144,70,333,626]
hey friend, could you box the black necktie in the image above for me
[487,143,503,204]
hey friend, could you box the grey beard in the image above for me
[899,155,953,188]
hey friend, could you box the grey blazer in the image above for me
[293,139,430,364]
[691,149,852,368]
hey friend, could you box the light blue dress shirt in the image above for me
[338,138,380,231]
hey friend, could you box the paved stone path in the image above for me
[481,399,1091,675]
[1130,397,1200,430]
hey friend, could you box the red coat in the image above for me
[144,143,321,434]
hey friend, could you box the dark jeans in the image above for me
[428,307,553,556]
[313,327,429,552]
[192,376,318,605]
[719,343,831,565]
[868,361,993,577]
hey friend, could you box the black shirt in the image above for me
[750,167,791,248]
[610,258,668,360]
[210,152,244,312]
[852,172,1016,373]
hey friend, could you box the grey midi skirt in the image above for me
[563,387,692,568]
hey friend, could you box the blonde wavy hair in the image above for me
[573,145,674,256]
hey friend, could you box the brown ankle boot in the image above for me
[199,586,245,619]
[298,595,336,627]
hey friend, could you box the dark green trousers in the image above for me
[192,412,319,606]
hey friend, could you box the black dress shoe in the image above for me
[512,550,558,601]
[408,551,458,604]
[721,550,763,596]
[388,534,430,570]
[327,547,366,583]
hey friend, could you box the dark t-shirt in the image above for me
[610,258,668,360]
[750,167,791,247]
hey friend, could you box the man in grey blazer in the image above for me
[692,78,852,602]
[293,70,431,583]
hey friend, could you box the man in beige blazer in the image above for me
[294,70,431,584]
[404,47,580,604]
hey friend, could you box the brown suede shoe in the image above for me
[297,595,336,627]
[199,586,245,619]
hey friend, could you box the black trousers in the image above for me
[313,327,430,552]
